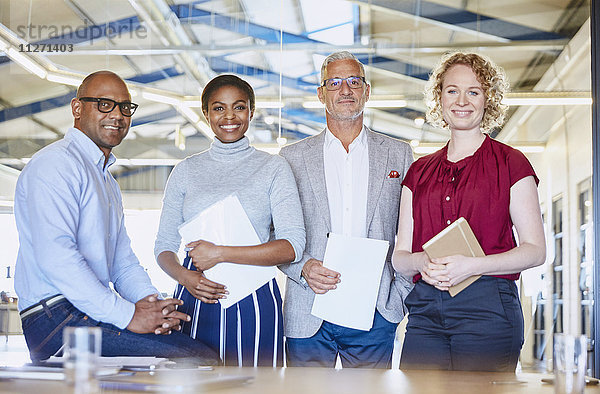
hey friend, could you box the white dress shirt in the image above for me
[14,128,158,329]
[323,126,369,238]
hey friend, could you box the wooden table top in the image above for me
[0,366,597,393]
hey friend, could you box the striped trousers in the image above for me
[175,256,284,367]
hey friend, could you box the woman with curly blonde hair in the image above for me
[392,52,545,371]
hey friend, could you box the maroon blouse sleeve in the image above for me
[506,147,539,187]
[401,160,420,192]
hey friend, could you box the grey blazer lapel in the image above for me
[366,129,389,230]
[303,131,332,232]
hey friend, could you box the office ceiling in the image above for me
[0,0,591,179]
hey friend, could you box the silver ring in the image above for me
[437,281,442,286]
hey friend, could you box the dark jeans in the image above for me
[21,298,219,365]
[400,276,523,371]
[286,310,397,368]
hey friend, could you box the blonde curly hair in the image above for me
[424,52,509,132]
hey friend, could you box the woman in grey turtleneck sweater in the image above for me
[154,75,305,366]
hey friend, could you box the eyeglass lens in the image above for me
[97,98,136,116]
[324,77,364,91]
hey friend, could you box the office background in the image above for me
[0,0,595,375]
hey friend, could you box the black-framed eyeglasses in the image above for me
[321,76,366,91]
[78,97,139,117]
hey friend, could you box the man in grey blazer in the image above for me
[279,51,414,368]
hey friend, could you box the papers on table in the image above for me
[178,194,276,308]
[46,356,167,369]
[0,366,65,381]
[99,373,253,391]
[0,365,121,380]
[310,233,389,331]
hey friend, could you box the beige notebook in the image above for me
[422,217,484,297]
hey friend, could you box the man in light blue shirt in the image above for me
[14,71,218,363]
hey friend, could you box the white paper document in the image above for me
[178,194,276,308]
[310,233,389,331]
[47,355,167,368]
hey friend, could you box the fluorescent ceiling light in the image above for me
[46,73,83,87]
[502,97,592,106]
[0,158,31,165]
[178,106,200,123]
[302,101,324,108]
[196,121,214,139]
[182,100,284,109]
[516,145,545,153]
[413,146,440,155]
[256,101,284,109]
[367,100,407,108]
[7,48,47,78]
[297,124,320,136]
[302,100,408,108]
[142,91,181,106]
[182,100,201,107]
[0,200,14,208]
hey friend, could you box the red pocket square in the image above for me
[387,170,400,178]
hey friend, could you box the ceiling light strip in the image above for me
[6,48,47,78]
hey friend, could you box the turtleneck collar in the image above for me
[208,135,254,161]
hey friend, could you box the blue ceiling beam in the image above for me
[0,67,183,123]
[1,0,557,128]
[282,108,326,126]
[131,108,179,127]
[129,66,182,84]
[352,0,565,41]
[1,3,429,87]
[353,4,361,44]
[209,57,317,92]
[171,4,315,44]
[356,55,430,81]
[280,127,311,140]
[304,21,354,36]
[175,5,430,81]
[0,91,74,123]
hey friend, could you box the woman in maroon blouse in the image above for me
[392,52,546,371]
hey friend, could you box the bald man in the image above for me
[14,71,218,364]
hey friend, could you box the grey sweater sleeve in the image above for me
[154,160,186,258]
[269,156,306,263]
[277,144,312,286]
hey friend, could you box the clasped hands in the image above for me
[183,240,228,304]
[127,294,190,335]
[420,254,474,291]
